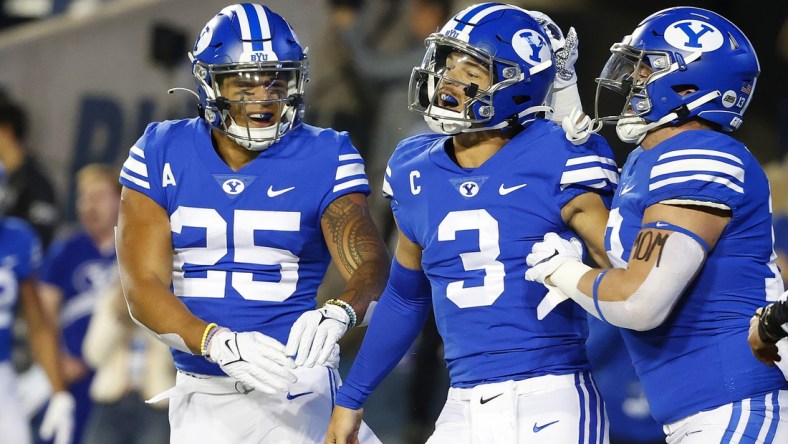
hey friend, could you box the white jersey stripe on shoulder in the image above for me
[130,146,145,159]
[333,178,369,193]
[120,170,150,190]
[338,153,362,162]
[657,149,743,165]
[382,177,393,197]
[560,167,619,185]
[386,166,392,178]
[123,156,148,178]
[650,173,744,194]
[651,159,744,182]
[565,155,617,167]
[336,163,365,180]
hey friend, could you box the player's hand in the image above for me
[749,308,782,366]
[208,329,297,394]
[39,391,75,444]
[325,405,365,444]
[286,304,350,367]
[528,11,579,89]
[525,233,583,285]
[562,107,592,145]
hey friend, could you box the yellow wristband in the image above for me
[200,322,218,356]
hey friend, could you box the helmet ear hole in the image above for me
[512,95,531,105]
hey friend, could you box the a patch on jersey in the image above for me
[449,176,488,198]
[664,20,724,53]
[512,29,551,66]
[213,175,257,199]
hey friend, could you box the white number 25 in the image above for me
[170,206,300,302]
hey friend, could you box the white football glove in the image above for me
[525,233,584,285]
[528,11,579,89]
[285,304,350,367]
[39,391,75,444]
[207,329,297,395]
[562,107,593,145]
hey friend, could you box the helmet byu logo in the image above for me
[664,20,724,52]
[512,30,551,65]
[194,26,213,55]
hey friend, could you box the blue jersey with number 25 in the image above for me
[120,119,370,375]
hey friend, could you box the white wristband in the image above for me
[550,260,592,299]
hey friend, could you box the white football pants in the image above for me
[0,362,31,444]
[663,390,788,444]
[426,371,609,444]
[161,364,380,444]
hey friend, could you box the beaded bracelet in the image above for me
[200,322,218,356]
[325,299,357,329]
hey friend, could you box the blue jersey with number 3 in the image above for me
[120,119,370,375]
[604,130,788,424]
[384,119,617,386]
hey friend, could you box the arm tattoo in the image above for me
[323,195,388,308]
[632,230,668,266]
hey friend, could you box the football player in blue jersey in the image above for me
[326,4,618,443]
[527,6,788,442]
[115,4,388,443]
[0,164,74,444]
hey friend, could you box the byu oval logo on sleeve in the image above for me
[664,20,724,52]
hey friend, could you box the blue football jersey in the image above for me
[39,230,117,360]
[384,119,618,387]
[604,130,788,424]
[120,119,370,375]
[0,217,40,363]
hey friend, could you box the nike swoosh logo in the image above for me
[535,249,559,266]
[620,183,635,195]
[286,391,314,400]
[267,185,295,197]
[499,183,527,195]
[479,393,503,404]
[224,339,234,352]
[655,221,669,229]
[533,419,559,433]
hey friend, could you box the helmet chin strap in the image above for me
[425,104,553,135]
[615,90,722,144]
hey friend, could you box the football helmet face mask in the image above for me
[409,3,555,135]
[594,6,759,144]
[191,3,308,151]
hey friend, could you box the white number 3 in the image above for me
[438,210,505,308]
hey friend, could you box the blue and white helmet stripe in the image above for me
[442,3,526,42]
[221,3,277,61]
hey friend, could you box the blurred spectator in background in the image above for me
[0,100,59,248]
[35,163,120,444]
[0,162,74,444]
[80,280,173,444]
[330,0,451,239]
